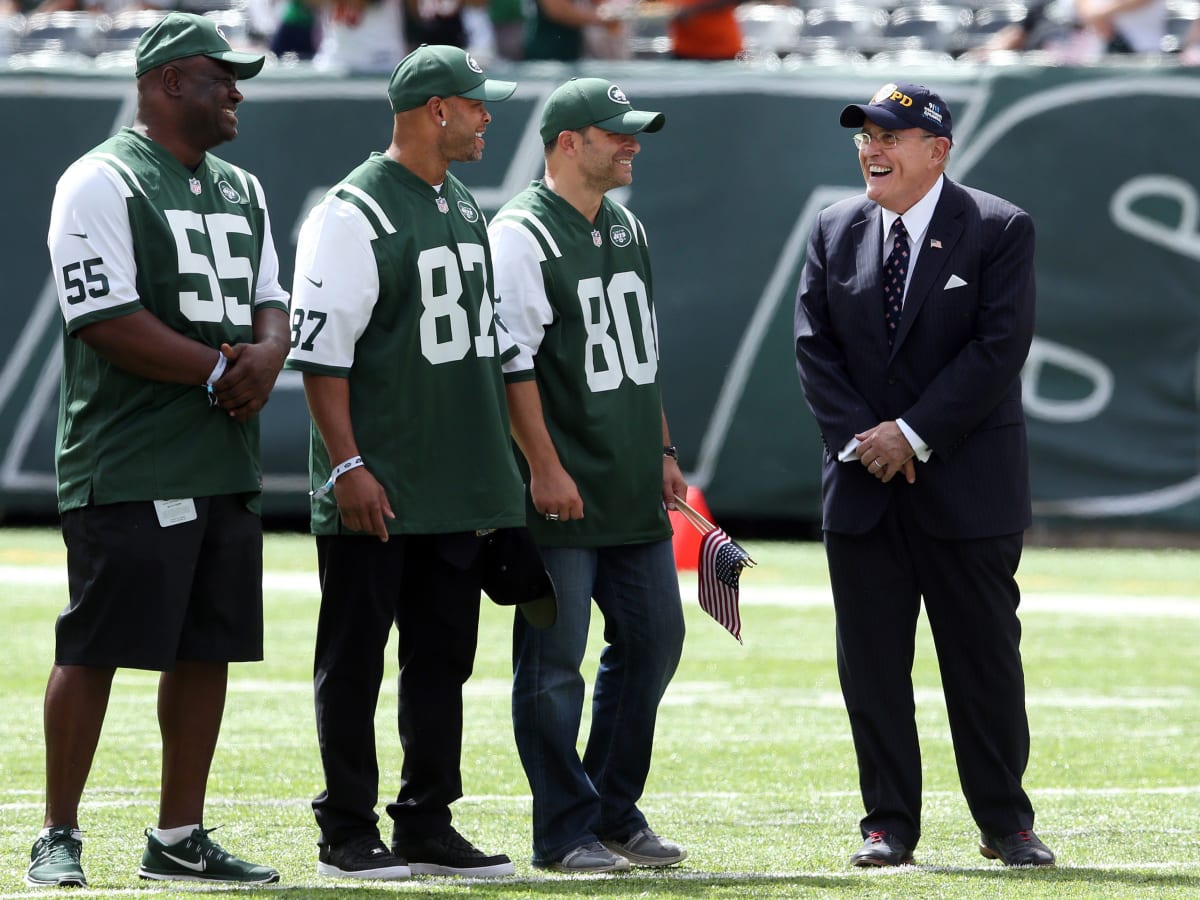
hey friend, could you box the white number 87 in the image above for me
[418,243,496,364]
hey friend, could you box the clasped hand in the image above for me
[855,421,917,484]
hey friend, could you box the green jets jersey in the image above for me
[490,181,671,548]
[285,153,525,536]
[48,128,289,513]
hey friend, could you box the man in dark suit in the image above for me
[794,82,1054,869]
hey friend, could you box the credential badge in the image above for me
[436,197,449,214]
[591,229,602,247]
[609,224,631,247]
[457,200,479,222]
[218,180,242,203]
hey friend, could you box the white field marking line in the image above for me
[5,785,1200,814]
[11,668,1185,714]
[0,863,1197,900]
[4,565,1198,618]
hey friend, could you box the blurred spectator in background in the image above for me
[403,0,497,60]
[490,0,522,57]
[2,0,43,13]
[523,0,624,60]
[964,0,1077,58]
[1073,0,1165,52]
[312,0,405,72]
[32,0,149,14]
[1181,15,1200,63]
[405,0,466,49]
[268,0,317,58]
[969,0,1165,60]
[668,0,742,59]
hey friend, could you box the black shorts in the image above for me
[56,495,264,671]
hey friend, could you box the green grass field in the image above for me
[1,528,1197,898]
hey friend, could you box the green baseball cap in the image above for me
[388,44,517,113]
[135,12,265,79]
[539,77,665,145]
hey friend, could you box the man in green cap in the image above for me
[286,44,529,881]
[490,77,688,874]
[27,11,286,890]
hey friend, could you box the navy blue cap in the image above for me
[840,82,952,140]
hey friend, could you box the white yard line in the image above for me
[7,567,1198,617]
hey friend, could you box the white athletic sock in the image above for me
[153,824,200,845]
[40,827,83,841]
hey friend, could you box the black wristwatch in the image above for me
[663,444,678,460]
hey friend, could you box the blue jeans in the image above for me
[512,539,685,864]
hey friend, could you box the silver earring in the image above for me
[440,120,447,127]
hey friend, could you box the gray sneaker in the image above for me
[26,826,86,888]
[603,828,687,867]
[538,841,631,873]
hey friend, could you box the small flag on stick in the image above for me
[673,494,755,643]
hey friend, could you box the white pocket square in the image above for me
[945,274,968,290]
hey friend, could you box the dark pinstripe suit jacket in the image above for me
[794,177,1036,539]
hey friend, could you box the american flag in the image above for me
[697,527,751,644]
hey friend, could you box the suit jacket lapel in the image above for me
[893,180,965,352]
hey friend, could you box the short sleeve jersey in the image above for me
[489,180,671,548]
[47,128,290,513]
[284,153,525,536]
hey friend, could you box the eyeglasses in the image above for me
[852,132,936,150]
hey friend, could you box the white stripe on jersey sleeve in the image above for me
[252,191,290,311]
[488,218,547,262]
[49,157,141,330]
[87,152,144,197]
[488,218,553,376]
[286,196,380,373]
[337,183,397,235]
[491,209,562,259]
[241,169,264,209]
[225,166,252,205]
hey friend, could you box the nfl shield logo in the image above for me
[591,229,602,247]
[189,177,202,195]
[436,197,449,214]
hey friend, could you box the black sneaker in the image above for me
[318,834,411,880]
[392,827,514,877]
[979,830,1055,867]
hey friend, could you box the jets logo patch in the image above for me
[218,180,241,203]
[609,225,632,247]
[608,85,629,105]
[465,53,483,74]
[457,200,479,222]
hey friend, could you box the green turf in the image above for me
[1,529,1197,897]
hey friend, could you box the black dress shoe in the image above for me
[850,831,914,867]
[979,830,1055,866]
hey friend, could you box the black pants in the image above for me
[824,495,1035,850]
[312,533,484,846]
